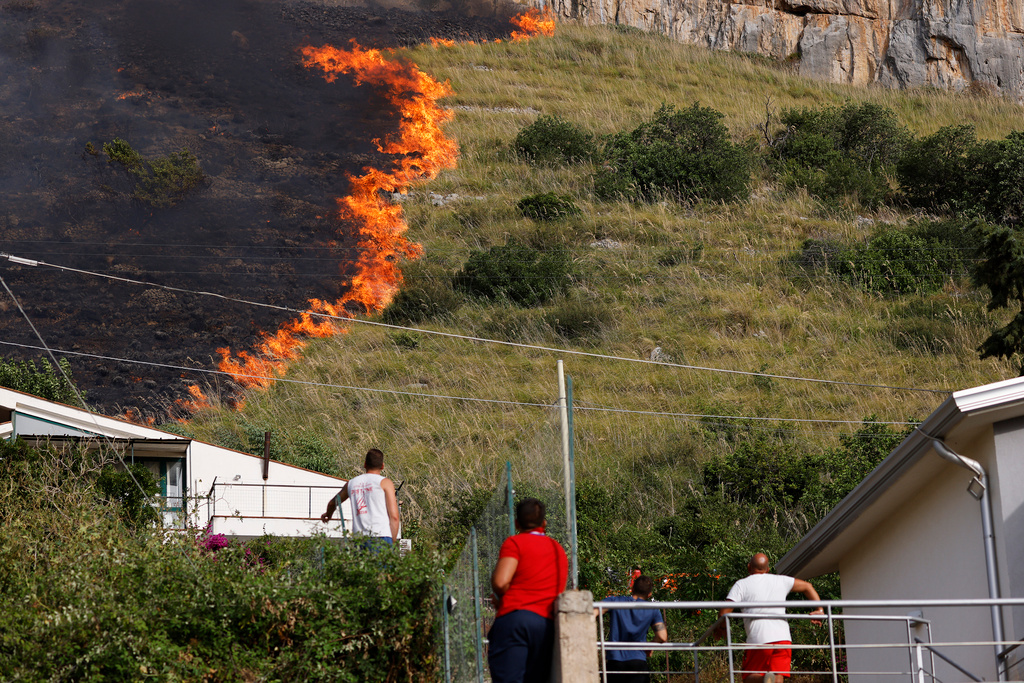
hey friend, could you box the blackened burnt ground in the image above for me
[0,0,520,416]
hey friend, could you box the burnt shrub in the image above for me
[772,102,909,208]
[594,103,752,203]
[517,192,582,220]
[512,115,596,165]
[102,138,205,208]
[454,239,573,306]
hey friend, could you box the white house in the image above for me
[777,375,1024,681]
[0,386,354,540]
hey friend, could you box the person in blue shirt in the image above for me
[600,575,668,682]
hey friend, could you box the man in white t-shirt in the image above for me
[320,448,401,544]
[715,553,822,683]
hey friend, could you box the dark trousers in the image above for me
[604,656,651,683]
[487,610,555,683]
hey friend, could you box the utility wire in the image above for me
[0,276,199,569]
[0,252,951,395]
[0,339,918,427]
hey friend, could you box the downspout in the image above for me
[919,429,1005,680]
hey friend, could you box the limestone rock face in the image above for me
[546,0,1024,100]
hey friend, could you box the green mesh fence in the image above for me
[440,403,572,683]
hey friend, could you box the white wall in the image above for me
[185,441,351,539]
[839,444,995,682]
[992,417,1024,675]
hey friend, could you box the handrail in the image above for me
[915,637,982,682]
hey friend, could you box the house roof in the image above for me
[0,386,344,481]
[776,375,1024,579]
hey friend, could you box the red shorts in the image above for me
[741,641,791,679]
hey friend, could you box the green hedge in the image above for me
[0,439,442,682]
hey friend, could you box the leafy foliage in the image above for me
[772,102,909,208]
[102,137,205,208]
[0,356,83,404]
[454,239,573,306]
[973,222,1024,373]
[95,463,161,529]
[0,439,442,682]
[796,219,982,295]
[594,103,752,203]
[512,114,596,165]
[516,192,582,220]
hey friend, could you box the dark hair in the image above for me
[516,498,546,530]
[631,575,654,597]
[364,448,384,470]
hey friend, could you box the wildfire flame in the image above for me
[209,13,554,395]
[510,8,556,41]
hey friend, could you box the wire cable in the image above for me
[0,252,952,395]
[0,338,918,426]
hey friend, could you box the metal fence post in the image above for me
[471,527,485,683]
[726,615,735,682]
[506,461,514,538]
[567,374,578,590]
[442,584,452,683]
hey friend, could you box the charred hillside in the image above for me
[0,0,519,416]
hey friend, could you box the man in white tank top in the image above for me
[714,553,823,683]
[320,448,401,544]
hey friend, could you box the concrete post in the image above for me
[552,590,598,683]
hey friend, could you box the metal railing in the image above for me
[594,597,1024,682]
[205,482,343,521]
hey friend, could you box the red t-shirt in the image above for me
[495,531,568,619]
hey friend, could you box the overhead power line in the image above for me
[0,251,951,395]
[0,339,916,427]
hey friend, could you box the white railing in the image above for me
[593,598,1024,682]
[205,482,343,523]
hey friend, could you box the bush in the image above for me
[0,439,443,682]
[454,239,573,306]
[103,137,204,208]
[796,220,981,295]
[517,192,582,220]
[512,115,596,165]
[772,102,909,208]
[896,124,988,214]
[594,103,752,203]
[543,295,613,341]
[0,356,83,404]
[381,274,463,325]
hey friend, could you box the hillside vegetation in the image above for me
[171,25,1021,590]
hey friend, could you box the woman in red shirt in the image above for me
[488,498,569,683]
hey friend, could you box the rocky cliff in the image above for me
[545,0,1024,101]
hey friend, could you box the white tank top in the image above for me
[347,473,391,538]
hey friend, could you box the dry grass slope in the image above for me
[181,23,1020,529]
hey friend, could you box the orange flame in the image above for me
[511,8,556,41]
[214,15,554,391]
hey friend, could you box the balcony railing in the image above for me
[205,482,343,523]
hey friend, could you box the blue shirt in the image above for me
[603,595,665,662]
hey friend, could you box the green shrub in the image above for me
[772,102,909,208]
[594,103,752,203]
[381,278,463,325]
[543,295,613,341]
[896,124,988,214]
[512,115,596,165]
[454,239,573,306]
[0,356,83,404]
[103,137,204,208]
[796,220,980,295]
[95,463,161,529]
[989,131,1024,226]
[517,192,582,220]
[0,439,442,682]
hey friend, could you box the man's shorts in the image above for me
[741,641,791,679]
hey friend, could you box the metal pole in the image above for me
[443,584,452,683]
[567,374,578,590]
[506,460,515,538]
[557,360,571,549]
[827,605,838,683]
[471,527,485,683]
[978,477,1006,679]
[726,615,735,682]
